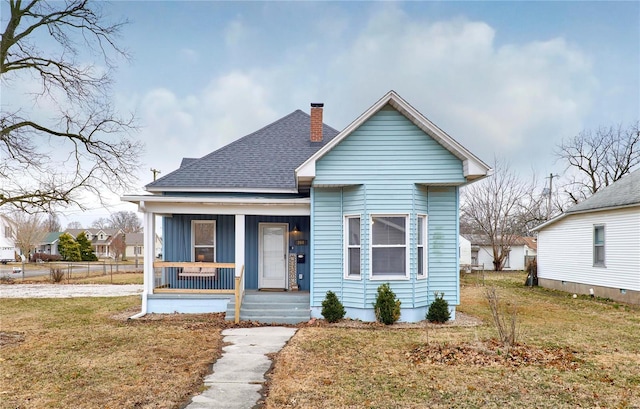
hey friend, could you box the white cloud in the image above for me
[320,6,597,173]
[134,72,279,186]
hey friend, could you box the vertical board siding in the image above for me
[538,208,640,291]
[311,106,464,311]
[163,214,235,289]
[244,215,311,290]
[165,214,310,291]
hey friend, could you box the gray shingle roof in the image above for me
[566,168,640,213]
[147,110,339,192]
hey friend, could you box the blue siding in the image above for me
[245,216,310,291]
[311,188,343,306]
[164,214,310,291]
[427,187,459,306]
[163,214,235,289]
[311,105,463,318]
[314,106,464,186]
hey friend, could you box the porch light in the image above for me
[292,224,299,234]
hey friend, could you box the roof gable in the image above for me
[146,110,339,193]
[296,90,491,183]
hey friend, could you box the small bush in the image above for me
[426,292,451,323]
[321,291,346,323]
[374,283,401,325]
[31,253,62,262]
[485,286,520,347]
[50,268,65,283]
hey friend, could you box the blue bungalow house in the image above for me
[123,91,490,323]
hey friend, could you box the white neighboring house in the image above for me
[459,235,472,268]
[0,214,17,264]
[532,169,640,305]
[463,234,537,270]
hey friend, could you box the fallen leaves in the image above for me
[407,339,582,370]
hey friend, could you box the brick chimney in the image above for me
[310,103,324,143]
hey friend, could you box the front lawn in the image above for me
[266,272,640,408]
[0,297,222,408]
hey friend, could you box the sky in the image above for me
[3,1,639,228]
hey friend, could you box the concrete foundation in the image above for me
[538,278,639,305]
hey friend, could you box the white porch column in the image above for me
[143,207,155,294]
[235,214,245,278]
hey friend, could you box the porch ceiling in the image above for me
[121,195,311,216]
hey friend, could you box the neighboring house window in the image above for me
[345,216,361,278]
[193,220,216,262]
[417,215,427,278]
[371,215,408,278]
[594,225,605,266]
[5,225,13,238]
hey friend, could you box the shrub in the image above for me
[321,291,346,323]
[426,292,451,323]
[50,268,65,283]
[485,286,520,347]
[373,283,401,325]
[31,253,62,262]
[426,292,451,324]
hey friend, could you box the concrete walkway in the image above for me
[185,327,297,409]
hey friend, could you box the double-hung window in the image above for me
[345,216,361,278]
[417,215,427,278]
[593,225,605,267]
[371,215,408,278]
[193,220,216,262]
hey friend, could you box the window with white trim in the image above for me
[345,216,361,278]
[371,215,408,277]
[193,220,216,262]
[417,215,427,278]
[594,225,605,266]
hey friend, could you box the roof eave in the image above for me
[144,186,299,194]
[532,202,640,231]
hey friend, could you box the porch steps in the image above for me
[226,291,311,325]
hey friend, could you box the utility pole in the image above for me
[150,168,161,181]
[545,173,559,219]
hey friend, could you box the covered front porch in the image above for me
[124,195,312,322]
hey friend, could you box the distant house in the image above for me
[533,169,640,304]
[65,228,124,259]
[463,234,537,270]
[36,232,63,256]
[459,235,472,267]
[123,91,491,323]
[0,214,17,263]
[123,232,161,261]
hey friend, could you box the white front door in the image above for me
[258,223,288,289]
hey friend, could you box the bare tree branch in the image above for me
[556,122,640,204]
[1,0,141,213]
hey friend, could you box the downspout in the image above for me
[129,200,149,319]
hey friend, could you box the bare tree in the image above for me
[10,211,45,258]
[1,0,143,213]
[66,221,82,229]
[41,212,61,232]
[557,122,640,204]
[108,210,141,233]
[91,217,110,230]
[461,158,532,271]
[110,233,125,261]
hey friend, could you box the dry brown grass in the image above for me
[0,297,223,409]
[266,272,640,408]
